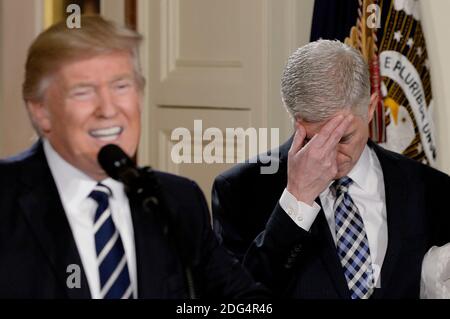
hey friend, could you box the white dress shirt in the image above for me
[280,145,388,287]
[43,140,137,298]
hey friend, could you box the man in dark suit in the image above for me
[0,16,266,299]
[212,40,450,299]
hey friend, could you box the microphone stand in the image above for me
[122,166,197,299]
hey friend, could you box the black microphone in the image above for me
[98,144,158,203]
[98,144,139,186]
[98,144,171,240]
[97,144,196,298]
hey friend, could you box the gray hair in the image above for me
[281,40,370,122]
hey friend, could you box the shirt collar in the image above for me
[43,139,125,210]
[347,144,371,192]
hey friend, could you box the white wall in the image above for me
[267,0,315,143]
[0,0,449,177]
[135,0,315,202]
[420,0,450,174]
[0,0,42,158]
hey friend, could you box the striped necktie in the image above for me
[89,183,134,299]
[333,177,375,299]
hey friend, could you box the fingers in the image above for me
[289,123,306,155]
[329,147,338,177]
[311,115,345,148]
[323,114,353,152]
[290,113,353,157]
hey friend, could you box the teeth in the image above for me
[89,126,123,139]
[96,135,119,142]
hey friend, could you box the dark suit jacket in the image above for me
[212,138,450,298]
[0,142,267,298]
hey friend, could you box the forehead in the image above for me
[56,52,134,83]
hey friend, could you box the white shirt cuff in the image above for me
[279,188,321,231]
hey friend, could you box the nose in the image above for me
[95,86,118,118]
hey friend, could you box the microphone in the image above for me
[97,144,137,181]
[98,144,196,297]
[98,144,158,204]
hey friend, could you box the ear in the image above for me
[26,100,52,134]
[368,93,378,123]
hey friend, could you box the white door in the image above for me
[137,0,314,205]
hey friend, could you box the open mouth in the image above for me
[89,126,124,142]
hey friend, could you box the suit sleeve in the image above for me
[213,173,314,296]
[191,181,270,298]
[212,175,249,261]
[243,203,312,296]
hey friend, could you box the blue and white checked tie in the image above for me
[89,183,134,299]
[333,177,374,299]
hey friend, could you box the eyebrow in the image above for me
[68,82,95,89]
[66,75,135,91]
[109,74,134,83]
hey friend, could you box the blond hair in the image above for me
[23,15,145,102]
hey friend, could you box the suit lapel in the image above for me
[311,208,351,299]
[18,142,91,298]
[371,143,407,298]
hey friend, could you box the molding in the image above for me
[160,0,178,79]
[161,0,243,77]
[137,0,152,166]
[35,0,44,34]
[261,0,270,129]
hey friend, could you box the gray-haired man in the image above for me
[212,40,450,299]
